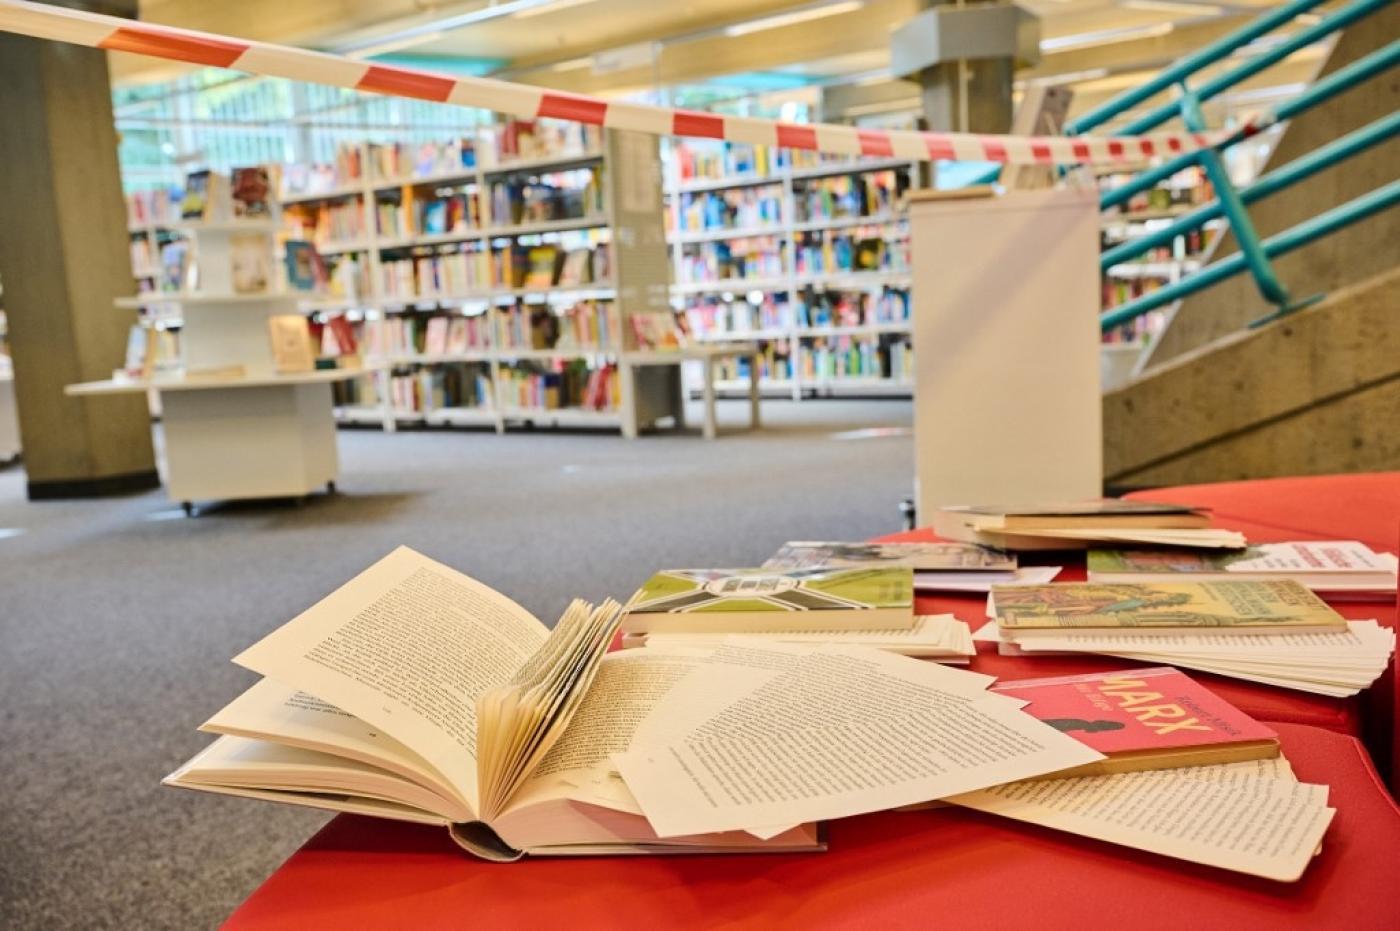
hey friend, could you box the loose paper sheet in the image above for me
[615,643,1102,837]
[948,763,1333,882]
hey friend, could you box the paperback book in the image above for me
[1088,541,1398,598]
[622,567,914,634]
[990,667,1279,777]
[934,501,1244,551]
[764,540,1016,574]
[992,580,1347,636]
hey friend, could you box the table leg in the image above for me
[748,351,761,430]
[702,356,717,441]
[620,361,639,439]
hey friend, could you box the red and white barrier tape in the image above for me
[0,0,1225,166]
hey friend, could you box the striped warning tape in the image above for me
[0,0,1227,166]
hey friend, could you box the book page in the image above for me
[233,547,549,814]
[503,646,711,815]
[615,643,1102,837]
[948,766,1334,881]
[200,676,468,814]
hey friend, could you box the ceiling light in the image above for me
[1120,0,1224,15]
[724,1,865,38]
[347,31,446,59]
[551,57,592,72]
[1041,22,1174,53]
[515,0,597,18]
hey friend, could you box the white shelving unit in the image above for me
[664,150,918,400]
[277,127,718,437]
[69,197,368,514]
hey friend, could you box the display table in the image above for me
[224,724,1400,930]
[623,343,761,440]
[221,473,1400,929]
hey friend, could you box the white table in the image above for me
[622,343,761,440]
[0,366,19,461]
[66,367,376,513]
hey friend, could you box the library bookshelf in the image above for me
[665,145,918,400]
[69,207,370,514]
[273,125,698,437]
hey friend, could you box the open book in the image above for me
[164,547,822,861]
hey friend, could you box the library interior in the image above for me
[0,0,1397,928]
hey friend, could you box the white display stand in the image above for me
[0,362,19,461]
[67,211,366,514]
[908,187,1102,518]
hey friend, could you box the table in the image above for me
[223,473,1400,929]
[621,343,761,440]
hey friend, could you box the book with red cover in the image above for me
[992,667,1279,778]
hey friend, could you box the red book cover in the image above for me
[992,667,1277,756]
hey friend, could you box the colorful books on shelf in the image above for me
[496,360,618,412]
[792,169,905,223]
[672,140,788,183]
[284,240,327,292]
[621,567,914,634]
[231,166,273,218]
[679,236,785,283]
[933,501,1246,551]
[622,613,975,662]
[267,315,316,374]
[180,169,226,221]
[127,187,181,228]
[488,166,604,227]
[230,232,275,294]
[485,119,603,164]
[1087,542,1398,599]
[628,313,680,351]
[674,186,784,234]
[285,199,367,247]
[990,667,1280,778]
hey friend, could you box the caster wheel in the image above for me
[181,501,194,517]
[326,480,337,494]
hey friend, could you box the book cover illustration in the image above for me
[283,240,324,292]
[1089,542,1388,575]
[991,668,1277,754]
[766,541,1015,572]
[993,580,1343,630]
[231,233,274,293]
[231,166,272,217]
[629,567,912,616]
[181,170,211,220]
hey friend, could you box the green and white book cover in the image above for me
[623,567,914,634]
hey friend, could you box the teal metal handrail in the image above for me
[1084,1,1399,334]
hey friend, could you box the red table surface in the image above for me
[879,472,1400,787]
[224,723,1400,931]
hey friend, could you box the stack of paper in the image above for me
[975,620,1395,697]
[934,501,1246,551]
[916,565,1061,594]
[1088,541,1399,601]
[947,755,1333,882]
[621,614,975,662]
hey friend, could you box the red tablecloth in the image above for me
[225,723,1400,931]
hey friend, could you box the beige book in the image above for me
[267,315,316,374]
[164,547,822,861]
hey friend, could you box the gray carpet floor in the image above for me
[0,398,912,930]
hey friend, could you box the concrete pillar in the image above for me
[891,1,1039,133]
[0,0,160,499]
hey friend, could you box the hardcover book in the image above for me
[267,315,315,374]
[283,240,324,292]
[991,667,1279,777]
[993,580,1347,635]
[231,166,272,218]
[230,232,274,294]
[765,541,1016,574]
[623,567,914,634]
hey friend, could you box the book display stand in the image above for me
[66,187,369,514]
[666,145,918,400]
[282,125,740,438]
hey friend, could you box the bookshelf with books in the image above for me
[285,122,685,437]
[70,167,371,514]
[666,141,917,400]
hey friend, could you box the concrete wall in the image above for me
[1142,4,1400,368]
[1104,267,1400,487]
